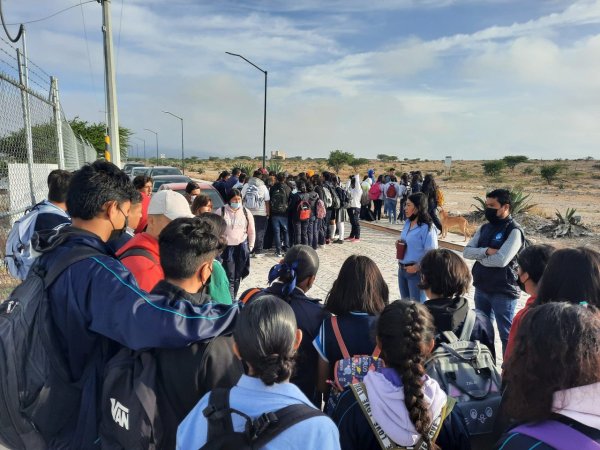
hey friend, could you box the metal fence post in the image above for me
[16,48,36,205]
[51,77,65,169]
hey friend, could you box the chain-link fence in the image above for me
[0,36,97,295]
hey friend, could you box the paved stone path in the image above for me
[240,220,529,367]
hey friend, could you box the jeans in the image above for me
[348,207,360,239]
[474,290,517,358]
[384,198,397,223]
[294,220,309,245]
[271,215,289,254]
[253,215,268,254]
[308,217,319,249]
[373,199,383,220]
[398,267,426,303]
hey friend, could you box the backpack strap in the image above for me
[118,247,157,264]
[511,420,600,450]
[42,246,104,287]
[459,309,477,342]
[240,288,261,304]
[203,388,235,441]
[221,206,225,217]
[331,316,351,359]
[251,403,326,449]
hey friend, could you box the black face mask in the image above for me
[108,208,129,241]
[517,273,528,292]
[408,213,418,222]
[484,207,500,224]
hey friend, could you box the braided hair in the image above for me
[377,301,437,449]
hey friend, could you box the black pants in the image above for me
[253,215,268,254]
[429,207,443,233]
[222,242,250,299]
[373,199,383,220]
[348,207,360,239]
[294,220,309,245]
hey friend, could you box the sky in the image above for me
[2,0,600,160]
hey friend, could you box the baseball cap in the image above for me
[148,190,194,220]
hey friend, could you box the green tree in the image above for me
[69,117,132,159]
[503,155,529,172]
[349,157,369,169]
[327,149,354,173]
[540,164,562,184]
[482,160,505,177]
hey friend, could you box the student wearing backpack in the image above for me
[496,302,600,450]
[369,175,384,221]
[289,179,313,246]
[4,169,72,280]
[332,301,471,450]
[177,295,340,450]
[269,173,291,257]
[313,256,388,409]
[241,170,270,258]
[221,189,255,299]
[323,172,341,244]
[151,217,243,449]
[398,193,438,303]
[2,161,239,449]
[463,189,525,357]
[116,189,194,292]
[238,245,328,406]
[345,174,363,242]
[306,181,321,250]
[503,244,555,361]
[383,176,400,224]
[311,174,327,247]
[420,249,496,360]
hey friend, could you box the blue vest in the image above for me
[472,218,523,298]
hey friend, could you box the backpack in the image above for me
[296,195,312,222]
[425,310,502,437]
[510,420,600,450]
[100,349,166,449]
[322,186,333,208]
[243,184,263,211]
[325,317,384,415]
[0,247,102,449]
[270,184,288,215]
[336,186,350,209]
[118,247,158,264]
[368,183,381,201]
[436,189,445,207]
[350,381,456,450]
[4,201,70,281]
[315,199,327,219]
[386,183,397,198]
[200,388,325,450]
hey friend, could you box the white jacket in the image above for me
[346,175,363,208]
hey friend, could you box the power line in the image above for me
[4,0,96,26]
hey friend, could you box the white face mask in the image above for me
[190,195,197,203]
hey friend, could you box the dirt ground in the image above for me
[188,157,600,250]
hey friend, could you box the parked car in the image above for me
[123,162,145,175]
[151,175,191,193]
[157,181,224,210]
[145,166,182,177]
[130,166,150,180]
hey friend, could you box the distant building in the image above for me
[271,150,286,160]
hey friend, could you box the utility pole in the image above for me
[162,111,185,174]
[100,0,121,167]
[134,136,146,163]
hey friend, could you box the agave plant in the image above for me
[238,163,256,177]
[555,208,580,225]
[267,162,284,174]
[471,188,536,216]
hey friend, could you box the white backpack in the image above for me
[4,201,70,280]
[243,184,264,211]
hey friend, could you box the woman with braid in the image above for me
[332,301,470,450]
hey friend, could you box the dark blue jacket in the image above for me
[34,227,239,449]
[241,282,329,406]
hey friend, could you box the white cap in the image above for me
[147,190,194,220]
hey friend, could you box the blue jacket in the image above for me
[34,227,239,448]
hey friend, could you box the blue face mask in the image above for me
[230,202,241,209]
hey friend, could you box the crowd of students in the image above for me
[1,160,599,450]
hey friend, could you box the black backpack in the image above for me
[99,349,167,449]
[270,184,289,215]
[0,247,102,449]
[200,388,325,450]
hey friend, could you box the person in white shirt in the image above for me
[345,174,363,242]
[241,171,270,257]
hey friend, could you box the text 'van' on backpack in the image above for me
[0,248,102,450]
[200,388,325,450]
[424,310,502,437]
[243,184,263,210]
[325,317,384,415]
[270,185,288,215]
[4,201,69,281]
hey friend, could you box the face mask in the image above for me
[108,208,128,241]
[485,207,500,224]
[230,202,241,209]
[408,213,417,221]
[190,195,197,203]
[517,273,529,292]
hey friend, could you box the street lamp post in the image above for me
[144,128,159,164]
[225,51,267,169]
[162,110,185,174]
[134,136,146,163]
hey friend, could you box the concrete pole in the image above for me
[51,77,65,169]
[101,0,121,167]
